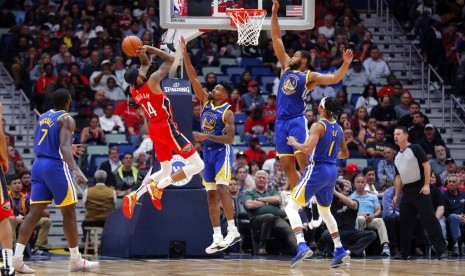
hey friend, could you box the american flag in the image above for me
[286,5,303,17]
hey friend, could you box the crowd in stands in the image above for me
[1,0,465,258]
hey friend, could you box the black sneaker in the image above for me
[30,248,50,261]
[438,251,448,260]
[1,266,15,276]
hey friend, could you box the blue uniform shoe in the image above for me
[331,247,350,268]
[290,242,313,268]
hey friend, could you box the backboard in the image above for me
[160,0,314,31]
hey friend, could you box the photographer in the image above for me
[319,179,377,257]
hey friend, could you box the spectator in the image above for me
[1,118,14,147]
[114,95,136,121]
[263,95,277,130]
[377,145,397,190]
[243,170,297,255]
[350,174,391,256]
[318,14,335,39]
[236,71,253,95]
[363,46,391,84]
[440,158,458,185]
[377,74,398,98]
[90,60,115,92]
[8,176,51,257]
[343,128,366,158]
[6,146,20,177]
[397,101,423,129]
[350,106,368,136]
[390,82,411,106]
[52,43,76,67]
[417,124,446,159]
[337,112,351,130]
[81,50,101,79]
[14,160,27,177]
[342,58,369,87]
[99,104,125,134]
[336,91,355,117]
[88,26,107,51]
[394,92,412,119]
[0,4,16,28]
[75,19,96,46]
[125,20,144,38]
[192,103,201,133]
[81,170,116,242]
[355,84,379,115]
[363,166,384,198]
[345,163,360,185]
[267,158,287,193]
[370,96,397,134]
[244,106,268,137]
[407,111,427,143]
[366,128,387,158]
[76,45,91,70]
[354,39,373,62]
[443,174,465,256]
[30,53,56,83]
[80,115,105,145]
[319,179,377,258]
[114,152,142,195]
[305,109,316,129]
[34,63,58,112]
[104,76,126,102]
[431,171,444,189]
[234,151,249,171]
[262,153,277,176]
[228,89,243,113]
[99,146,121,187]
[310,84,337,104]
[235,165,254,195]
[134,151,150,178]
[316,58,343,93]
[357,117,377,145]
[19,171,31,197]
[244,137,267,166]
[241,81,265,112]
[92,89,109,117]
[112,56,128,90]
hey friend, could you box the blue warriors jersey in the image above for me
[34,110,68,159]
[201,101,231,149]
[310,119,343,164]
[277,68,312,119]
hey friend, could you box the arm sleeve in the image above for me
[410,144,428,163]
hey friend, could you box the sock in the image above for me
[227,220,237,232]
[14,243,25,258]
[295,231,306,244]
[213,227,221,235]
[69,246,79,260]
[2,249,13,269]
[157,177,173,189]
[332,235,342,249]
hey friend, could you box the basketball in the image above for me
[122,36,143,57]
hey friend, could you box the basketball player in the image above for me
[12,89,98,273]
[271,0,353,189]
[0,103,14,276]
[285,97,350,268]
[122,44,204,218]
[180,37,241,253]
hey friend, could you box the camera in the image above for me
[336,179,345,190]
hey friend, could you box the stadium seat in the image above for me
[110,143,136,156]
[370,158,384,169]
[346,86,364,102]
[250,66,273,76]
[241,58,262,67]
[216,74,230,83]
[226,67,245,77]
[234,113,247,123]
[235,124,245,140]
[86,145,109,164]
[350,93,362,106]
[202,66,223,76]
[105,134,128,144]
[87,154,108,176]
[219,57,238,66]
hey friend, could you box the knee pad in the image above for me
[285,199,303,230]
[318,204,338,233]
[183,152,204,178]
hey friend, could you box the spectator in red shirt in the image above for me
[126,106,146,136]
[263,95,277,129]
[34,63,57,112]
[244,106,268,137]
[377,74,397,98]
[114,96,137,121]
[228,89,243,113]
[244,137,267,166]
[37,24,52,52]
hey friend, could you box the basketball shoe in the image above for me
[12,256,35,274]
[290,242,313,268]
[331,247,350,268]
[205,234,228,254]
[69,254,99,272]
[147,182,164,210]
[219,230,242,248]
[122,192,139,219]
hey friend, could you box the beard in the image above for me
[289,61,300,70]
[438,155,446,162]
[207,92,214,101]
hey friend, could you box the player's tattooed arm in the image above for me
[137,45,175,83]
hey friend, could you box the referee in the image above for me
[392,126,447,259]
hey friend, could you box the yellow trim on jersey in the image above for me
[211,102,229,111]
[320,118,337,124]
[317,121,326,132]
[202,180,216,186]
[221,105,231,124]
[30,200,52,205]
[57,112,69,121]
[56,185,78,207]
[276,153,295,157]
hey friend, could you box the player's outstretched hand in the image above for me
[272,0,280,14]
[287,136,297,146]
[135,45,149,56]
[179,36,187,55]
[193,131,208,142]
[342,49,353,64]
[71,144,84,157]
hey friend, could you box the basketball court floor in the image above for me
[5,253,464,275]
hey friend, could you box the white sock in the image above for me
[227,220,237,232]
[333,235,342,249]
[157,177,173,189]
[14,243,25,258]
[2,249,13,269]
[295,231,306,244]
[213,227,221,235]
[69,246,80,260]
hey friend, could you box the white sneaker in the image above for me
[69,254,99,272]
[12,256,35,274]
[205,234,227,254]
[219,230,242,248]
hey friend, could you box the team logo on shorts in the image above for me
[181,143,193,153]
[282,74,299,95]
[171,155,193,187]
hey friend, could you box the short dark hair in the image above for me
[298,50,311,69]
[321,97,344,118]
[218,81,233,96]
[50,88,71,109]
[395,126,409,134]
[363,166,376,175]
[9,174,21,184]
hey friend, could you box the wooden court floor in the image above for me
[13,256,465,275]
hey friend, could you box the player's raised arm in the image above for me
[271,0,290,71]
[59,115,87,185]
[180,37,208,104]
[309,49,353,86]
[0,103,8,172]
[137,45,175,84]
[287,121,324,154]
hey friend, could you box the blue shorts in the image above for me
[275,116,308,156]
[291,162,338,207]
[202,144,234,189]
[31,157,78,207]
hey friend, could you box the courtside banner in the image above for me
[162,79,192,93]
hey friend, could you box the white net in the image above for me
[226,9,267,46]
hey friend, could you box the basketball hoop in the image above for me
[226,9,267,46]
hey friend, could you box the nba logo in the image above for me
[173,0,187,16]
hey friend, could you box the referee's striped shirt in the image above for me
[394,144,428,186]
